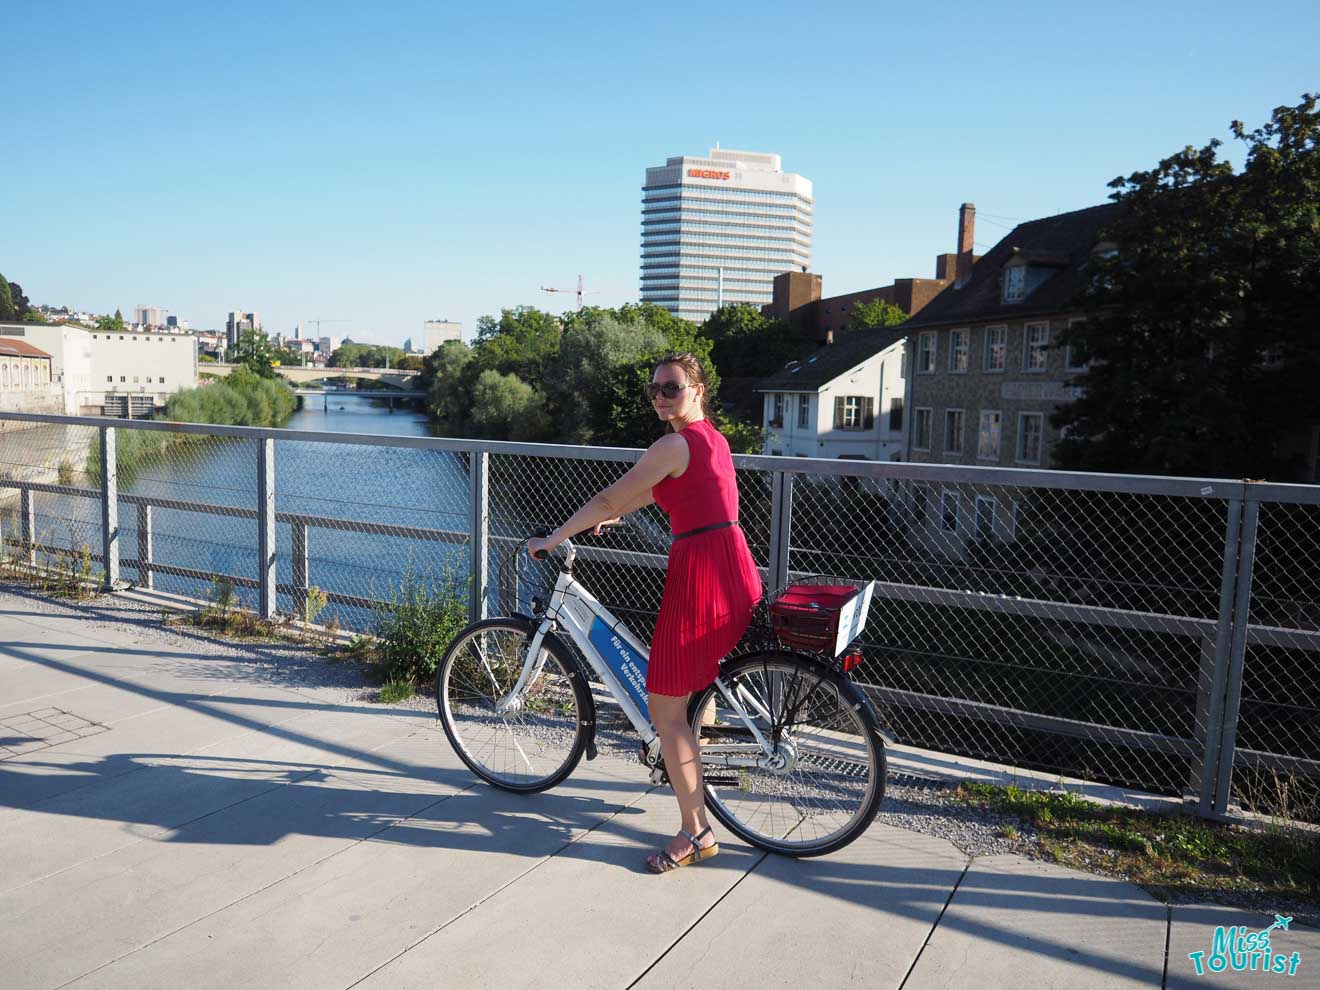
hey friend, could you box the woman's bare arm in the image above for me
[536,433,687,549]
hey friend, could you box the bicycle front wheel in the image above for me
[436,618,590,792]
[689,653,886,857]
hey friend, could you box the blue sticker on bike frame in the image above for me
[588,617,650,722]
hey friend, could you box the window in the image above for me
[913,484,931,523]
[948,329,969,373]
[944,409,964,455]
[770,394,784,427]
[975,496,995,540]
[1003,265,1026,303]
[917,332,936,373]
[1065,318,1087,371]
[940,490,959,532]
[106,375,113,383]
[132,376,139,383]
[1025,322,1050,371]
[120,375,126,382]
[984,326,1007,371]
[888,396,903,431]
[913,407,932,450]
[159,376,166,384]
[797,394,810,428]
[1017,412,1043,464]
[834,395,875,430]
[978,411,1002,460]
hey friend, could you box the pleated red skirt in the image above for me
[646,525,762,697]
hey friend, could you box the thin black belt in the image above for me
[672,520,738,541]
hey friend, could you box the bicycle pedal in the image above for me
[648,768,669,786]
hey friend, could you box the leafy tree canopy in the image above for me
[845,298,908,333]
[233,328,278,379]
[1055,93,1320,481]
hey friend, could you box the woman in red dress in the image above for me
[527,352,761,874]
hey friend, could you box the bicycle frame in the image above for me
[507,538,781,771]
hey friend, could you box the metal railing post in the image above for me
[767,471,794,592]
[292,521,309,620]
[1195,496,1245,815]
[1212,496,1262,816]
[257,438,276,619]
[20,487,35,567]
[136,503,153,589]
[469,451,489,623]
[99,425,119,588]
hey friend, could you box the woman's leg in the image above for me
[648,691,714,859]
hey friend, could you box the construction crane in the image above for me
[298,319,350,338]
[540,274,599,311]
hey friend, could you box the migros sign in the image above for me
[688,168,731,180]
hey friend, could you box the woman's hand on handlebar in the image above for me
[526,536,558,560]
[591,517,622,536]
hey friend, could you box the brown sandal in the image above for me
[646,827,719,874]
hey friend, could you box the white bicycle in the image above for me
[435,535,889,856]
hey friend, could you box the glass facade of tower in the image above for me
[640,149,813,322]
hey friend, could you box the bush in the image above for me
[371,566,468,685]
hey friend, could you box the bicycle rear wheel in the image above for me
[436,618,590,792]
[689,653,885,857]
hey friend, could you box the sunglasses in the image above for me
[644,381,693,401]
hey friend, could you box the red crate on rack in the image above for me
[769,584,862,653]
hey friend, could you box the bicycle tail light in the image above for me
[842,648,864,673]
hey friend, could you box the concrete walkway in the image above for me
[0,588,1315,989]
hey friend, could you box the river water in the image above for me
[6,394,478,630]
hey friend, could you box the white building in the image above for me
[88,328,198,415]
[135,305,168,327]
[3,322,95,414]
[756,328,907,461]
[0,338,60,414]
[317,336,339,355]
[641,148,813,322]
[423,321,461,354]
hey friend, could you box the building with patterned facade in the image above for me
[640,148,812,322]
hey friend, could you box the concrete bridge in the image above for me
[208,363,422,389]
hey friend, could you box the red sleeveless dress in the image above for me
[647,419,762,696]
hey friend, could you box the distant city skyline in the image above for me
[6,2,1317,346]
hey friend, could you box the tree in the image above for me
[545,314,667,442]
[426,340,476,428]
[473,306,561,382]
[233,328,278,378]
[1054,93,1320,481]
[700,304,799,379]
[96,310,126,333]
[469,370,552,442]
[846,298,907,332]
[0,276,13,322]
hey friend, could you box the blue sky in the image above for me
[7,1,1316,345]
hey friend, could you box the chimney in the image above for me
[956,203,975,285]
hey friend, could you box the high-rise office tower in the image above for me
[640,148,813,322]
[226,311,261,348]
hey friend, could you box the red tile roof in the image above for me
[0,339,52,359]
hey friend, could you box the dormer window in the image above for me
[1003,265,1026,303]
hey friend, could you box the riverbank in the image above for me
[87,369,297,484]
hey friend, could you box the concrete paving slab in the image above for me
[0,716,462,893]
[902,854,1168,989]
[636,823,969,989]
[355,787,753,990]
[59,761,651,990]
[0,761,473,989]
[1166,902,1318,988]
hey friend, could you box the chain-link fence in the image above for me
[0,411,1315,823]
